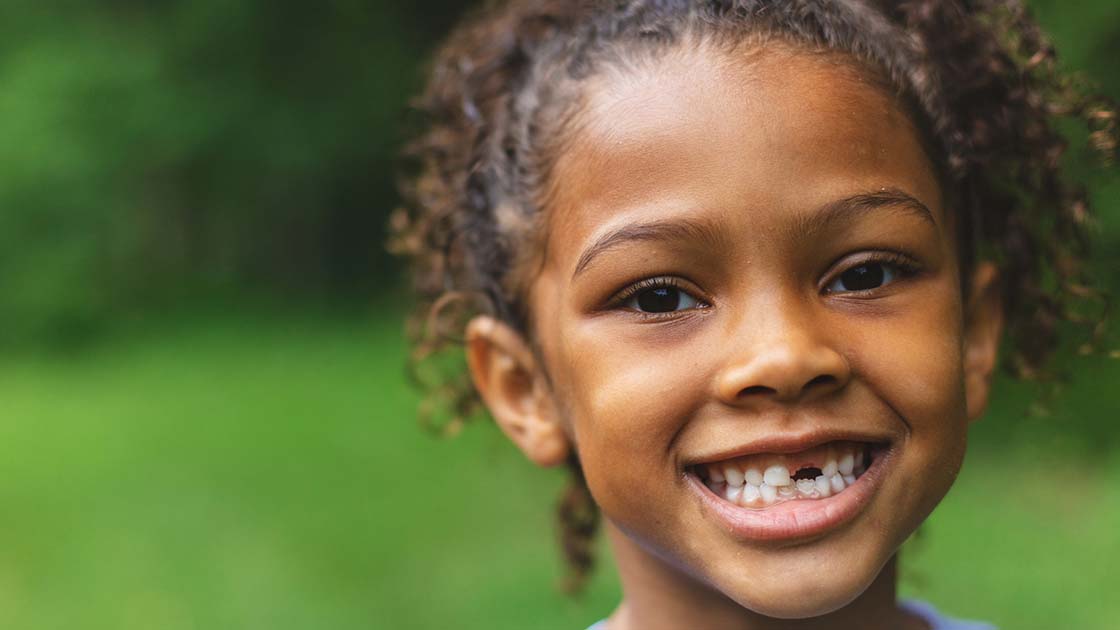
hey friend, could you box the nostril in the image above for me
[740,385,776,396]
[805,375,837,390]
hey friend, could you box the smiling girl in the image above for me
[390,1,1115,628]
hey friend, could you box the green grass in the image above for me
[0,315,1116,629]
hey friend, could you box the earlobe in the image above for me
[465,316,570,467]
[963,262,1004,422]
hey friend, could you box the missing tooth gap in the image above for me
[793,467,821,480]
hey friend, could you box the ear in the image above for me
[963,262,1004,422]
[465,316,570,467]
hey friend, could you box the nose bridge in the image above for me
[715,289,849,404]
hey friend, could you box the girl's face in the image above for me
[474,42,1001,620]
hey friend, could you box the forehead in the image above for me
[544,42,943,255]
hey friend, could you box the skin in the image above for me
[466,40,1003,630]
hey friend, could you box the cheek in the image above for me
[845,283,968,431]
[550,322,706,514]
[842,285,969,530]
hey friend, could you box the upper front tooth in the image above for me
[763,465,792,487]
[839,452,855,476]
[724,466,744,487]
[822,458,838,477]
[744,467,764,486]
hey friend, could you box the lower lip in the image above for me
[685,446,893,543]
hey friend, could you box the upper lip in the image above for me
[683,428,894,468]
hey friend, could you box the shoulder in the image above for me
[901,599,997,630]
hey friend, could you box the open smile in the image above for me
[685,439,893,542]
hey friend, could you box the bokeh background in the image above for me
[0,1,1116,628]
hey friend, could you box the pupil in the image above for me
[637,287,680,312]
[841,264,884,291]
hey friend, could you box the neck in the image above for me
[604,523,920,630]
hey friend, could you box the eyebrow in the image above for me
[573,186,931,276]
[571,188,935,279]
[573,217,727,278]
[796,188,936,237]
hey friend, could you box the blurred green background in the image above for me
[0,1,1116,628]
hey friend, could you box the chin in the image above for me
[724,570,876,619]
[700,536,895,620]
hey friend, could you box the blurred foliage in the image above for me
[0,0,1116,349]
[0,316,1115,629]
[0,1,470,346]
[0,2,1115,628]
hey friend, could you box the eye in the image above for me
[619,279,702,314]
[826,262,899,293]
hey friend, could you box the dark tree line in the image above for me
[0,1,1113,346]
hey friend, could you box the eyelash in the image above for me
[609,251,922,318]
[609,276,709,320]
[821,251,921,295]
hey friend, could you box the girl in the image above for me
[390,1,1115,628]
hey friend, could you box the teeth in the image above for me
[822,458,838,477]
[726,484,743,503]
[815,475,831,497]
[763,464,792,487]
[760,483,777,504]
[741,483,761,506]
[711,469,853,507]
[702,441,875,508]
[724,466,744,487]
[744,467,764,486]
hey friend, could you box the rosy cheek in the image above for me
[556,326,699,500]
[840,290,968,522]
[867,332,965,421]
[844,280,967,418]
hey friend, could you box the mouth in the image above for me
[693,440,880,507]
[685,439,893,542]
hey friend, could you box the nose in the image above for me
[714,304,850,405]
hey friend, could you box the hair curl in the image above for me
[389,0,1116,592]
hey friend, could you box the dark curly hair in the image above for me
[389,0,1116,593]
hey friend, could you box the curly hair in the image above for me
[389,0,1116,593]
